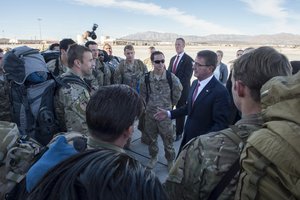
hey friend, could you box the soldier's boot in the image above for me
[167,160,174,172]
[147,156,158,169]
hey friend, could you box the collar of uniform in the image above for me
[66,68,84,80]
[151,70,166,81]
[236,113,264,126]
[87,136,126,153]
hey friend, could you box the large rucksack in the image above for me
[0,121,88,200]
[40,50,60,77]
[235,73,300,200]
[3,46,59,146]
[0,121,46,200]
[3,46,90,146]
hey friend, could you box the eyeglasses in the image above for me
[153,59,165,64]
[193,62,208,67]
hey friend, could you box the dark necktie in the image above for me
[192,82,200,106]
[172,55,179,73]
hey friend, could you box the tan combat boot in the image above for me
[147,156,158,169]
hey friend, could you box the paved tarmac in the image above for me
[125,121,181,183]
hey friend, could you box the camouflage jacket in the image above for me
[164,114,264,200]
[47,58,68,76]
[55,69,90,135]
[0,79,11,121]
[87,136,126,153]
[235,73,300,200]
[114,59,147,92]
[140,70,182,114]
[84,59,111,92]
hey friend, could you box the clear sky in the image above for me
[1,0,300,40]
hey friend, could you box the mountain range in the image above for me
[120,31,300,45]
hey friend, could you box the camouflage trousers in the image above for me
[144,112,175,161]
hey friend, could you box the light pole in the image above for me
[37,18,42,42]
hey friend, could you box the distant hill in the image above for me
[120,31,300,45]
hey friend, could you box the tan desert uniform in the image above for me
[140,70,182,162]
[55,69,90,135]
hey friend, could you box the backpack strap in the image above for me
[166,70,173,105]
[207,125,244,200]
[145,72,151,103]
[57,75,91,93]
[53,58,60,77]
[208,159,240,200]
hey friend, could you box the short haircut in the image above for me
[176,37,185,45]
[216,50,223,57]
[27,149,168,200]
[59,38,75,51]
[86,85,144,142]
[197,50,218,70]
[85,40,97,48]
[103,43,111,49]
[0,48,3,53]
[124,44,134,52]
[49,43,59,50]
[150,51,164,61]
[233,46,292,102]
[67,44,91,68]
[149,46,155,50]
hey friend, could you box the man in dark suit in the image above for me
[155,50,231,152]
[168,38,193,141]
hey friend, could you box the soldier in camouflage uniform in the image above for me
[143,46,156,72]
[114,44,147,90]
[55,44,93,136]
[103,43,122,81]
[140,51,182,171]
[164,46,292,200]
[114,44,148,148]
[47,38,75,76]
[84,41,112,92]
[98,50,111,86]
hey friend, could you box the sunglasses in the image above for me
[153,59,165,64]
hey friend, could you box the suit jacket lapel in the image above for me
[192,77,217,108]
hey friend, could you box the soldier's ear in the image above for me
[236,80,246,97]
[74,59,81,67]
[123,125,134,139]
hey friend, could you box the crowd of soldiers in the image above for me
[0,38,299,200]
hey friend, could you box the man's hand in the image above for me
[154,107,168,121]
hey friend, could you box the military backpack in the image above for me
[3,46,90,145]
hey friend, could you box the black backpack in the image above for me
[144,70,173,103]
[3,46,90,146]
[41,51,60,77]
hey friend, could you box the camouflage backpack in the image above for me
[0,121,46,199]
[0,121,88,199]
[235,73,300,200]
